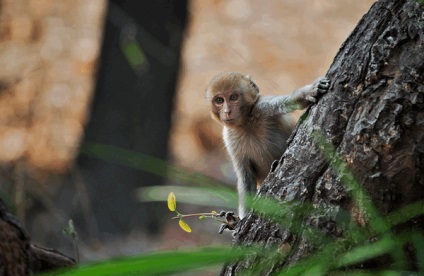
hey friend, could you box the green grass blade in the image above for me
[52,247,239,276]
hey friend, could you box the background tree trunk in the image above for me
[0,0,188,258]
[221,0,424,274]
[0,199,75,274]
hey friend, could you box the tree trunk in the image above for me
[221,0,424,274]
[0,199,75,275]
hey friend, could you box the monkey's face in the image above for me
[206,72,259,128]
[212,90,245,127]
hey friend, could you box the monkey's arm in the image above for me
[255,77,330,116]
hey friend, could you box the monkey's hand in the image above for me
[218,211,240,234]
[288,77,330,110]
[305,77,330,103]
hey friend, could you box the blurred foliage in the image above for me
[60,141,424,275]
[45,246,238,275]
[138,185,236,209]
[81,143,231,190]
[48,199,424,275]
[121,40,147,74]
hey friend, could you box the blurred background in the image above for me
[0,0,374,262]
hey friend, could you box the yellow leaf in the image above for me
[179,219,192,233]
[167,192,176,211]
[199,216,204,220]
[211,210,217,215]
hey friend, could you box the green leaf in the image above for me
[167,192,176,212]
[122,41,146,67]
[179,219,192,233]
[53,246,239,275]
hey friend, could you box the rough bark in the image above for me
[221,0,424,274]
[0,199,75,275]
[0,199,30,275]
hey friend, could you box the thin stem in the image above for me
[171,212,218,219]
[73,237,79,264]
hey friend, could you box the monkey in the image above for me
[206,72,330,219]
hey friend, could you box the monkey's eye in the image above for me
[229,94,239,101]
[215,97,224,104]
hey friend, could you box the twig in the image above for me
[171,212,218,219]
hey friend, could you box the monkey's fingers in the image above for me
[218,223,228,234]
[225,212,235,219]
[217,211,240,233]
[306,95,317,103]
[317,78,330,93]
[320,76,330,83]
[225,212,240,227]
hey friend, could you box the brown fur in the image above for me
[206,72,329,218]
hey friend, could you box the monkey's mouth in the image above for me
[223,118,238,126]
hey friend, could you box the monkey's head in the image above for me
[206,72,259,127]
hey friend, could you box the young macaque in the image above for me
[206,72,330,219]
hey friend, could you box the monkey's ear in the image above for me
[248,79,259,94]
[243,75,258,90]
